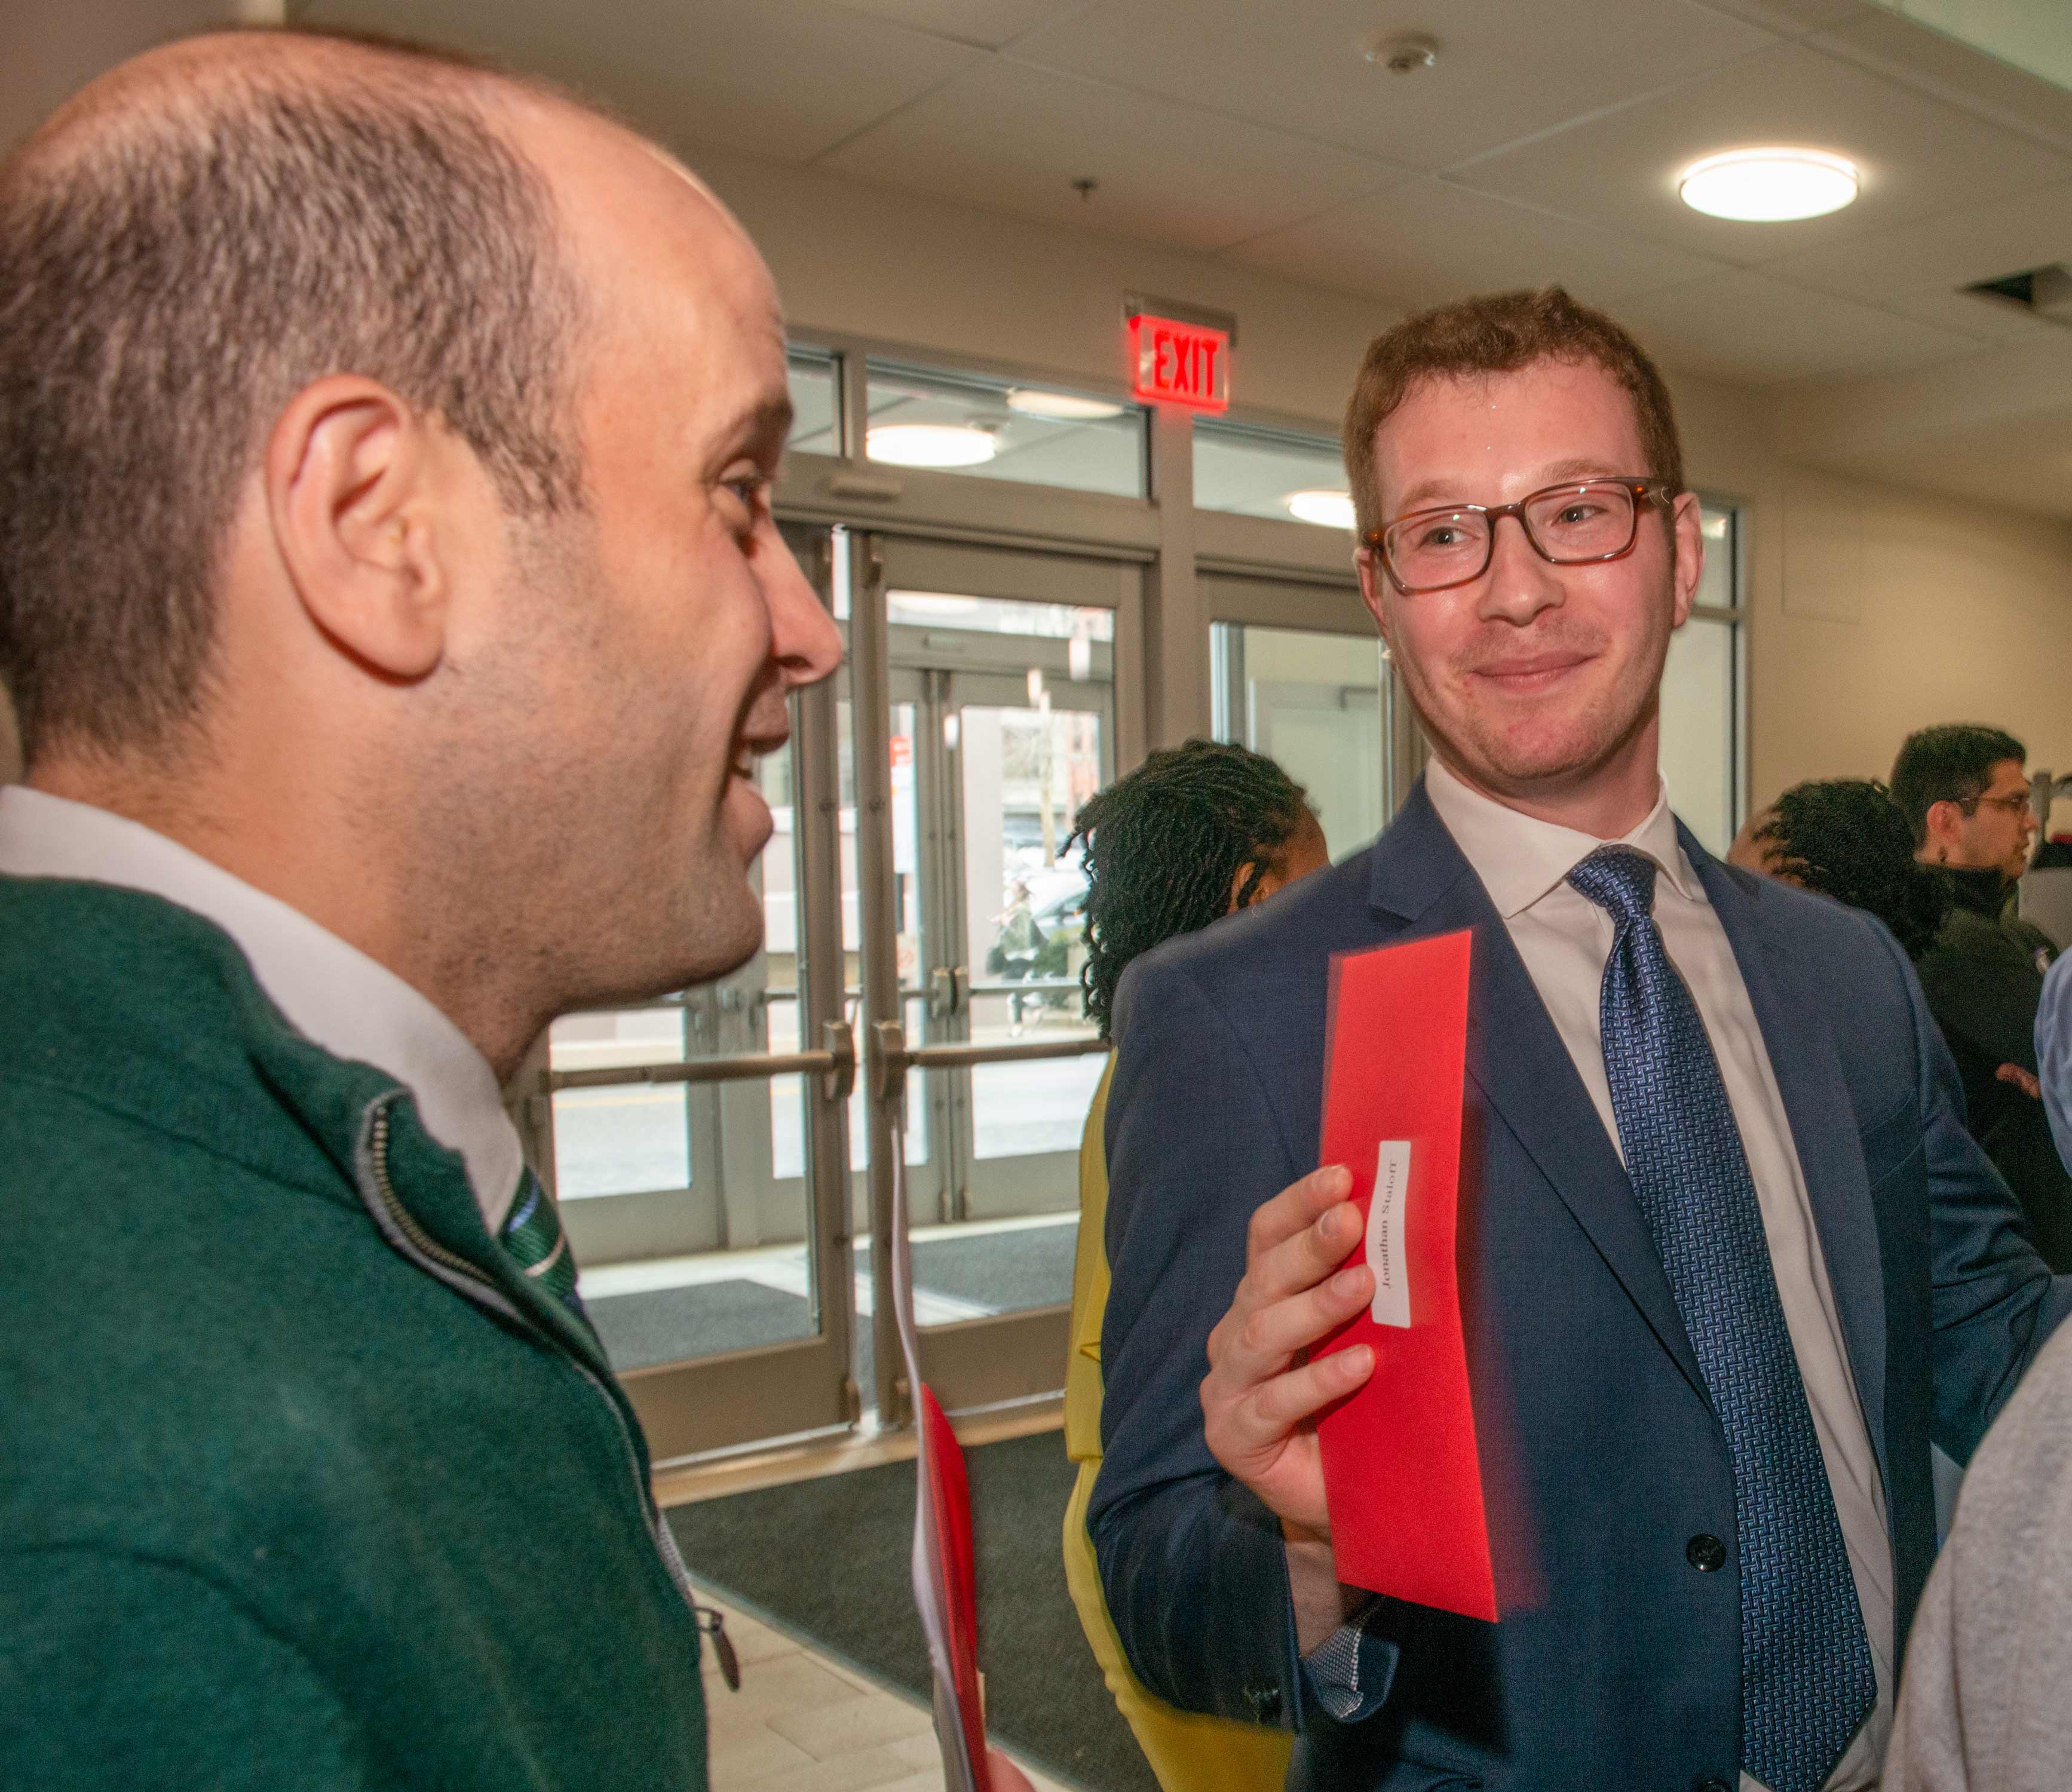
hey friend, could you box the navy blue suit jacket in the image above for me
[1091,782,2071,1791]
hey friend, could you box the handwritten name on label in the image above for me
[1366,1140,1412,1328]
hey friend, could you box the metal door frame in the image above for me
[850,530,1136,1420]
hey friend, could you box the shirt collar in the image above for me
[1423,756,1705,919]
[0,787,522,1229]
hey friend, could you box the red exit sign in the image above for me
[1129,311,1230,412]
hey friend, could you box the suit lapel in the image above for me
[1371,788,1708,1401]
[1692,836,1890,1472]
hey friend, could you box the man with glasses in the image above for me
[1090,288,2065,1791]
[1890,726,2067,1265]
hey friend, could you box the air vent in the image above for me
[1965,263,2072,325]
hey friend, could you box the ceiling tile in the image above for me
[1757,182,2072,343]
[830,0,1093,53]
[1227,179,1730,312]
[1610,269,1985,383]
[303,0,982,163]
[820,59,1404,253]
[1452,40,2072,263]
[1686,0,1868,34]
[1005,0,1776,173]
[1812,8,2072,155]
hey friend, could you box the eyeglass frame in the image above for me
[1953,790,2034,819]
[1359,475,1679,596]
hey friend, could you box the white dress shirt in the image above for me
[1425,759,1893,1792]
[0,785,523,1229]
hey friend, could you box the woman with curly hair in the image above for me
[1060,739,1327,1792]
[1730,777,1950,960]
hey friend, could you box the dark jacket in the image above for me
[0,877,709,1790]
[1917,869,2070,1270]
[1092,784,2067,1792]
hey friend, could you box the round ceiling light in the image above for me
[867,424,998,468]
[1006,388,1126,421]
[1285,489,1357,530]
[1678,148,1859,222]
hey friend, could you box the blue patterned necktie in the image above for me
[1568,847,1874,1792]
[500,1165,586,1318]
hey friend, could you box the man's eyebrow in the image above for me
[727,395,794,459]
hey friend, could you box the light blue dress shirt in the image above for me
[2039,951,2072,1176]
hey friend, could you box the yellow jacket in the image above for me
[1062,1058,1293,1792]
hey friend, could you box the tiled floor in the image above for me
[699,1587,1078,1792]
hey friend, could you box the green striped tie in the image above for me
[500,1167,583,1314]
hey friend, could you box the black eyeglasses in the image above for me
[1362,477,1676,596]
[1956,791,2033,818]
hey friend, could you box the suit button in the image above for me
[1686,1533,1726,1573]
[1243,1681,1282,1723]
[1694,1779,1733,1792]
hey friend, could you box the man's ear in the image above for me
[1669,492,1703,628]
[1923,799,1961,863]
[264,375,450,681]
[1356,548,1396,656]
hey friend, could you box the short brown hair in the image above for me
[0,32,586,765]
[1342,286,1684,538]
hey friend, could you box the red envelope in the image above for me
[1312,929,1496,1622]
[917,1383,992,1792]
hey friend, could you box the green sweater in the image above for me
[0,876,707,1789]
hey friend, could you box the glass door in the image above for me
[1203,570,1420,841]
[850,533,1138,1419]
[513,525,859,1463]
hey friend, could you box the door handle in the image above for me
[927,966,957,1018]
[953,966,970,1015]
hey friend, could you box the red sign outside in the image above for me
[1129,312,1230,413]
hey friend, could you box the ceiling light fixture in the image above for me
[1006,388,1127,422]
[1678,148,1859,222]
[1285,489,1357,530]
[867,424,998,468]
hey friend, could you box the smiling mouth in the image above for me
[1472,653,1592,689]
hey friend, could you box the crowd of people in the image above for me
[5,23,2072,1792]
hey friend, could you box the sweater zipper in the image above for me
[357,1097,696,1612]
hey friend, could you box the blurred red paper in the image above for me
[917,1385,991,1792]
[1312,929,1496,1622]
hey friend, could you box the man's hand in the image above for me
[1997,1061,2043,1100]
[1201,1165,1377,1536]
[986,1747,1035,1791]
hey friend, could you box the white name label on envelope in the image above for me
[1366,1140,1412,1328]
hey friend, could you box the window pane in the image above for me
[1194,420,1351,529]
[1213,622,1386,862]
[1662,615,1737,857]
[786,345,839,455]
[865,361,1145,498]
[1696,501,1737,609]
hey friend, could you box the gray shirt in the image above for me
[1887,1317,2072,1790]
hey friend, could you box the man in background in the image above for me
[1892,725,2065,1262]
[0,29,853,1789]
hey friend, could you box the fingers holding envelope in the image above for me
[1201,1164,1377,1536]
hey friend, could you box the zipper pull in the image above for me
[694,1604,741,1692]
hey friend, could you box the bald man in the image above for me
[0,30,842,1790]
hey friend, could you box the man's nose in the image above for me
[767,535,845,690]
[1476,511,1565,627]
